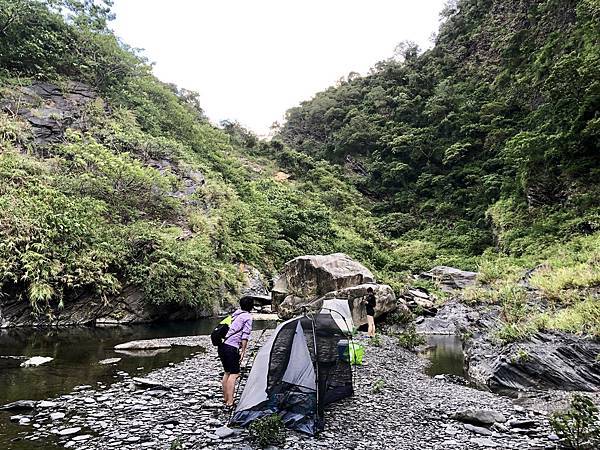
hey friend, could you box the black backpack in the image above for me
[210,316,232,346]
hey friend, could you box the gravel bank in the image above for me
[5,333,562,449]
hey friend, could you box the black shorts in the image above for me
[218,343,240,374]
[366,308,375,317]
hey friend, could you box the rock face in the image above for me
[0,285,211,328]
[420,266,479,292]
[0,81,103,145]
[272,254,397,326]
[466,331,600,392]
[416,300,495,335]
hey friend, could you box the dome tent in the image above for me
[230,300,355,435]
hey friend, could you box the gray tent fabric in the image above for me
[230,311,353,435]
[321,299,354,333]
[281,321,316,389]
[234,318,296,413]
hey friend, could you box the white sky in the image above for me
[111,0,447,136]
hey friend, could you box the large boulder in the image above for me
[272,253,375,312]
[466,331,600,392]
[420,266,479,292]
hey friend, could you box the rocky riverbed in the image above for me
[2,332,576,450]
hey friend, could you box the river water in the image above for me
[0,319,276,450]
[422,334,466,377]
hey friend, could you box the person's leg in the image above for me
[225,374,239,406]
[221,372,229,403]
[367,315,375,337]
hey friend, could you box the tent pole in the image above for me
[307,311,320,434]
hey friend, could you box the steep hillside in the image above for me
[0,0,389,324]
[279,0,600,341]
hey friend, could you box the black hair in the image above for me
[240,296,254,312]
[367,287,374,293]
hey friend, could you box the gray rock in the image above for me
[20,356,53,367]
[99,358,122,365]
[470,437,498,447]
[420,266,479,292]
[272,253,375,314]
[467,331,600,392]
[58,427,82,436]
[464,424,493,436]
[132,377,171,390]
[50,412,66,421]
[214,426,235,438]
[1,400,38,411]
[454,409,506,425]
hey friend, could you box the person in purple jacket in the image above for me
[218,297,254,407]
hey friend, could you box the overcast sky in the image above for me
[111,0,447,135]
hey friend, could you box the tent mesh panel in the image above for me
[231,313,353,434]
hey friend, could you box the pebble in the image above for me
[58,427,82,436]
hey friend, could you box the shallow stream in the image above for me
[0,319,275,450]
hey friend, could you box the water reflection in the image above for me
[422,334,466,377]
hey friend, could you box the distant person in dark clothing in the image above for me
[364,287,376,337]
[218,297,253,407]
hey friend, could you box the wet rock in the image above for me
[420,266,479,292]
[416,301,474,335]
[20,356,54,367]
[98,358,121,365]
[453,409,506,425]
[1,400,38,411]
[132,377,171,390]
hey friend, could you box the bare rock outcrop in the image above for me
[272,253,398,327]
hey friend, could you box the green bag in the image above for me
[348,342,364,365]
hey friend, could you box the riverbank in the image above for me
[4,332,580,450]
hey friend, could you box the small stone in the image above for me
[50,412,66,421]
[99,358,122,365]
[548,433,559,441]
[39,401,57,408]
[58,427,82,436]
[464,424,493,436]
[470,437,498,447]
[19,417,31,425]
[72,435,91,441]
[215,426,235,438]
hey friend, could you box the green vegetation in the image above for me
[0,0,598,341]
[248,414,286,448]
[396,323,426,350]
[279,0,600,340]
[371,378,385,394]
[0,0,391,313]
[550,394,600,450]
